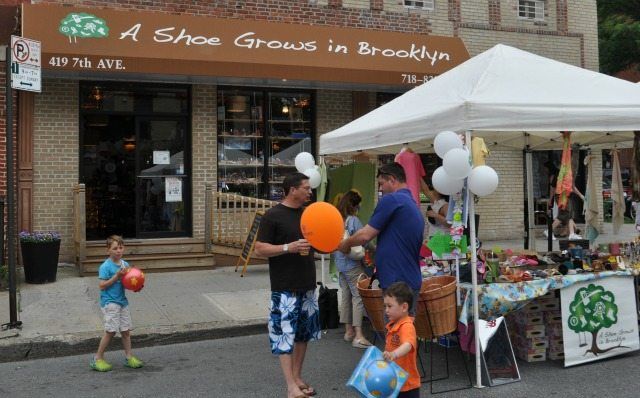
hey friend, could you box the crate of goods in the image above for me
[547,338,565,361]
[547,350,565,361]
[543,310,562,324]
[536,298,560,312]
[522,302,543,313]
[513,311,544,325]
[515,347,547,362]
[512,335,548,350]
[548,335,564,351]
[545,323,563,338]
[511,323,546,338]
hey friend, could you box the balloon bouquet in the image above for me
[431,131,499,198]
[431,131,499,288]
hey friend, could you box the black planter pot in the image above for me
[20,241,61,284]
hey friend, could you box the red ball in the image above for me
[122,267,145,292]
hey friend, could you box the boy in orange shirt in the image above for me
[382,282,420,397]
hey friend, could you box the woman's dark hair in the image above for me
[384,281,414,306]
[337,190,362,219]
[282,172,309,196]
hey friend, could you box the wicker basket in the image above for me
[419,275,457,337]
[356,274,386,333]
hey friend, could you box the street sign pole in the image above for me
[3,45,21,330]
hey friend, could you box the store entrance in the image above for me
[80,83,190,240]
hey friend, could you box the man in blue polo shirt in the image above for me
[339,162,424,313]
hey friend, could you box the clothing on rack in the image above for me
[395,146,426,205]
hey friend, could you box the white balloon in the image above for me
[468,165,499,197]
[303,167,322,189]
[434,131,462,158]
[295,152,315,173]
[432,166,464,195]
[443,148,471,179]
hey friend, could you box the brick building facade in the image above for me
[0,0,600,263]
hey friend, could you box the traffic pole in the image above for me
[3,44,22,330]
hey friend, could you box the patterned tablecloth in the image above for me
[459,271,634,323]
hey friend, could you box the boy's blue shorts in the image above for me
[268,289,321,355]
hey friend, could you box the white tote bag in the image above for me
[344,216,365,261]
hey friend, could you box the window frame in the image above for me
[403,0,435,11]
[517,0,545,21]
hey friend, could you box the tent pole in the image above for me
[525,137,536,251]
[466,130,482,388]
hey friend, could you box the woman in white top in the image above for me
[425,187,450,238]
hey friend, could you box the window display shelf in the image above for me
[217,88,313,199]
[218,162,263,167]
[218,134,263,138]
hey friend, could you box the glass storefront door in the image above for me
[136,118,189,237]
[80,83,190,240]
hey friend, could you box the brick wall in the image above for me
[191,85,218,238]
[17,0,603,247]
[567,0,599,71]
[32,79,78,263]
[316,90,353,136]
[476,150,525,241]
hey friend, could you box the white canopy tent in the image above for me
[320,44,640,155]
[319,44,640,388]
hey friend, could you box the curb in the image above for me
[0,319,266,363]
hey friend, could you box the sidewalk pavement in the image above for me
[0,223,637,364]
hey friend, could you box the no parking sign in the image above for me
[10,35,41,92]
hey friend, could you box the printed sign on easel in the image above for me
[235,211,263,277]
[561,276,640,367]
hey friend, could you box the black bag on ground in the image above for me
[317,282,339,329]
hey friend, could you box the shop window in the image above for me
[518,0,544,21]
[404,0,434,11]
[376,92,401,107]
[217,88,314,200]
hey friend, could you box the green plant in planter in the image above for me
[19,231,61,243]
[20,230,62,284]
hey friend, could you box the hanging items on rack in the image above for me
[555,131,573,210]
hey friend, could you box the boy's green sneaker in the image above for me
[125,356,144,369]
[90,358,113,372]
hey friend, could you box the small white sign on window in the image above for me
[153,150,170,165]
[165,177,182,202]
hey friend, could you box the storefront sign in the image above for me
[22,4,469,87]
[560,276,639,367]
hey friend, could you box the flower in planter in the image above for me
[19,231,61,243]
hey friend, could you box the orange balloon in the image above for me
[122,267,145,292]
[300,202,344,253]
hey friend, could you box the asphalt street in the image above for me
[0,329,638,398]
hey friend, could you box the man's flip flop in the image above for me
[299,384,317,396]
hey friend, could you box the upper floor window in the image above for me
[404,1,434,11]
[518,0,544,21]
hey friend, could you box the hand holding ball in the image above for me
[122,267,145,292]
